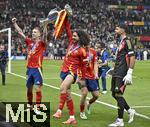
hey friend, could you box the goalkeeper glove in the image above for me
[123,68,133,85]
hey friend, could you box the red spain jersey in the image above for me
[25,37,45,68]
[81,48,97,79]
[60,18,87,75]
[61,46,86,75]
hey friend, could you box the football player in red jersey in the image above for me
[53,18,90,124]
[77,46,100,119]
[12,17,47,114]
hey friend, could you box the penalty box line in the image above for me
[9,72,150,120]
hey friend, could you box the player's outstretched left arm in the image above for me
[12,17,26,39]
[42,24,48,45]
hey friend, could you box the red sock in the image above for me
[36,91,42,107]
[58,93,67,110]
[66,99,74,116]
[80,104,85,112]
[27,91,33,105]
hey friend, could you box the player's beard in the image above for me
[115,33,120,39]
[72,39,79,44]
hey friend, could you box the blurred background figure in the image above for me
[143,49,148,60]
[95,43,110,94]
[0,44,8,85]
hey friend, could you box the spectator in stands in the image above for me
[0,0,149,58]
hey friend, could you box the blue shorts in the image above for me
[26,68,43,88]
[85,79,100,92]
[60,71,77,84]
[98,66,110,78]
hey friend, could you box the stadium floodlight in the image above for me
[0,28,11,73]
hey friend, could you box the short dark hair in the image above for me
[96,43,105,49]
[117,24,128,32]
[34,26,42,34]
[75,30,90,46]
[100,43,105,48]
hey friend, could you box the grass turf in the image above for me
[0,60,150,127]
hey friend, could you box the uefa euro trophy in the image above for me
[40,8,58,27]
[40,4,72,39]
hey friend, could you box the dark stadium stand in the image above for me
[0,0,149,59]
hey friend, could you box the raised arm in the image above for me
[12,18,26,39]
[64,18,73,44]
[42,24,48,45]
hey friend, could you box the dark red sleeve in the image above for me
[40,41,46,49]
[24,37,32,46]
[64,18,73,45]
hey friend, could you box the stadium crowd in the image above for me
[0,0,150,60]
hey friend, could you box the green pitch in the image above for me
[0,60,150,127]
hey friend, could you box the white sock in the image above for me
[128,108,132,113]
[87,101,89,104]
[70,115,75,119]
[118,118,123,122]
[57,109,62,113]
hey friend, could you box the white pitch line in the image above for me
[43,77,60,80]
[9,72,150,120]
[132,106,150,109]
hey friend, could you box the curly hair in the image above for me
[75,30,90,47]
